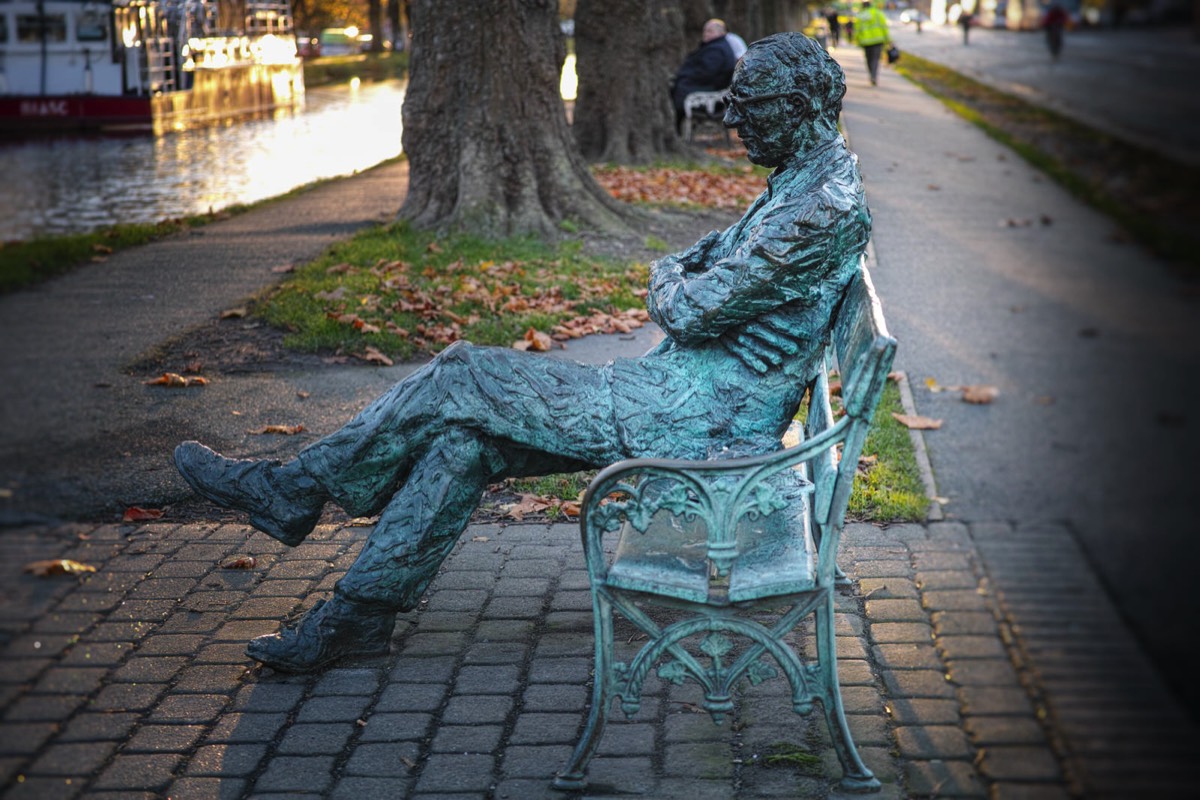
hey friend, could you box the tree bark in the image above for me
[572,0,691,164]
[367,0,385,53]
[400,0,633,237]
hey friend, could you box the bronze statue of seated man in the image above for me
[175,32,872,673]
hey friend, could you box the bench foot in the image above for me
[838,774,882,793]
[552,773,587,792]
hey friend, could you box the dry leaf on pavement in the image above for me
[220,555,257,570]
[123,506,164,522]
[23,559,97,576]
[500,493,553,521]
[144,372,209,387]
[961,385,999,404]
[248,424,305,435]
[219,307,248,319]
[892,413,943,430]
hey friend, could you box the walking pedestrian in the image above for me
[1043,3,1068,61]
[855,0,890,86]
[958,7,974,45]
[825,7,841,47]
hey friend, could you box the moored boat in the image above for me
[0,0,304,135]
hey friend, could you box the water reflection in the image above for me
[0,80,405,242]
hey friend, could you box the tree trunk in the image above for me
[367,0,385,53]
[572,0,692,164]
[400,0,633,237]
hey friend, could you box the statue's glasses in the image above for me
[722,90,808,117]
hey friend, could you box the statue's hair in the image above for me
[742,33,846,125]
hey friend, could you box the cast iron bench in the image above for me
[554,262,895,793]
[681,88,732,145]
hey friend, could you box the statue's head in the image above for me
[724,33,846,167]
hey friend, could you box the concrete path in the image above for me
[885,20,1200,166]
[2,35,1200,799]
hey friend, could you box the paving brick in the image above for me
[462,641,531,665]
[374,683,446,713]
[312,668,380,696]
[30,667,107,695]
[167,776,246,799]
[858,577,920,599]
[977,745,1063,781]
[157,612,225,633]
[253,755,336,793]
[893,725,975,759]
[343,741,421,777]
[872,643,943,671]
[172,664,249,693]
[964,715,1048,745]
[356,712,432,742]
[329,776,413,799]
[4,694,88,722]
[527,657,593,684]
[0,658,54,683]
[509,712,579,745]
[883,668,957,699]
[26,741,117,775]
[454,664,520,694]
[184,743,268,776]
[988,783,1073,799]
[957,687,1034,716]
[850,560,912,578]
[430,724,504,753]
[871,622,934,644]
[522,683,588,713]
[932,611,997,636]
[205,712,288,744]
[276,722,356,755]
[232,683,306,713]
[500,744,576,778]
[663,741,735,779]
[412,753,495,792]
[865,598,929,623]
[904,759,987,797]
[195,643,253,664]
[92,753,183,791]
[945,659,1020,687]
[59,641,131,666]
[1,776,83,800]
[936,635,1009,661]
[295,695,372,723]
[56,713,139,743]
[124,724,206,753]
[884,698,963,726]
[89,683,165,712]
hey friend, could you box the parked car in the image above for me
[319,28,361,56]
[296,33,321,59]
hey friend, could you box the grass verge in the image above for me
[894,52,1200,277]
[848,376,928,522]
[256,220,649,361]
[302,52,408,87]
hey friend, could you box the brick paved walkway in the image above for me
[2,515,1195,798]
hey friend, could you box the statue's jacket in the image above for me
[620,135,871,458]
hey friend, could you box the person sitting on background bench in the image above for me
[670,18,739,133]
[175,32,872,674]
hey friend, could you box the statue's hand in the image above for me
[678,230,723,274]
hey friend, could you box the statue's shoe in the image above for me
[174,441,324,547]
[246,597,395,673]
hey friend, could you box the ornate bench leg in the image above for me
[815,594,881,793]
[554,595,615,791]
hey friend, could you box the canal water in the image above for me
[0,79,406,242]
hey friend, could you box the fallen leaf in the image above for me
[23,559,97,576]
[892,413,943,430]
[925,377,947,393]
[92,243,114,254]
[513,327,553,352]
[0,488,12,499]
[1034,395,1056,406]
[933,496,951,505]
[356,718,368,727]
[926,184,941,191]
[886,371,904,382]
[296,390,310,399]
[271,264,295,273]
[123,506,164,522]
[355,346,394,366]
[248,424,305,435]
[144,372,209,387]
[219,307,248,319]
[426,241,444,254]
[220,555,257,569]
[500,493,552,521]
[559,500,582,518]
[471,536,490,543]
[961,385,999,404]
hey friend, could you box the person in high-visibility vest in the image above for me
[855,0,891,86]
